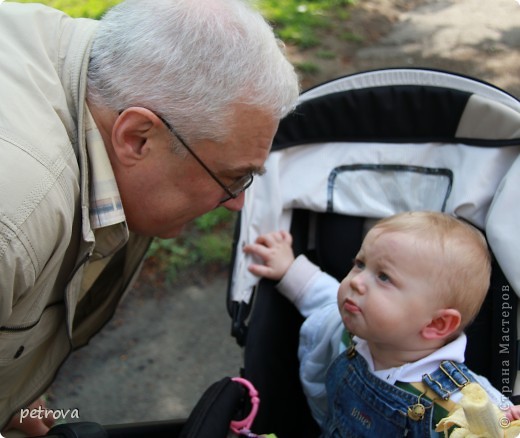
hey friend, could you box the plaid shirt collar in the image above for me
[85,107,126,230]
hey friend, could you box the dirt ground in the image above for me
[44,0,520,430]
[294,0,520,95]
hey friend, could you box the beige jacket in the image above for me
[0,3,151,426]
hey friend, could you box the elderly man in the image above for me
[0,0,299,435]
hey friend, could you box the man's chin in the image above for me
[131,225,186,239]
[157,225,186,239]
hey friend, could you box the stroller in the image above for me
[228,67,520,437]
[40,68,520,437]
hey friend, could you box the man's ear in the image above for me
[421,309,462,340]
[111,107,163,166]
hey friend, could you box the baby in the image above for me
[244,211,519,436]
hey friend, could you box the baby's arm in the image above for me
[243,230,295,281]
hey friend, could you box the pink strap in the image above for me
[230,377,260,435]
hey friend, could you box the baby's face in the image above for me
[337,228,442,349]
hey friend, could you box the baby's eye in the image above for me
[378,272,391,283]
[352,258,365,270]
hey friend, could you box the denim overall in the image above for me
[323,344,475,437]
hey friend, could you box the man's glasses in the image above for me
[157,114,254,204]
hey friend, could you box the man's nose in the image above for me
[221,191,246,211]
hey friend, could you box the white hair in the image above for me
[87,0,300,142]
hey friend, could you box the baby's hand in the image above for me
[243,230,295,280]
[506,404,520,421]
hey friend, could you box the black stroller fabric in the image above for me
[179,377,247,438]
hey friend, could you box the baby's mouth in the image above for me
[344,298,361,314]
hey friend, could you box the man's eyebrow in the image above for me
[231,165,266,176]
[254,165,267,176]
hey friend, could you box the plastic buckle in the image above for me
[230,377,260,435]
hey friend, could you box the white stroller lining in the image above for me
[232,139,520,304]
[230,69,520,306]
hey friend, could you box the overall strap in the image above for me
[396,381,456,427]
[397,361,475,429]
[422,360,475,400]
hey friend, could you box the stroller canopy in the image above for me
[230,68,520,306]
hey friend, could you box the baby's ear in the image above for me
[421,309,461,340]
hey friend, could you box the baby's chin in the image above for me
[341,315,360,338]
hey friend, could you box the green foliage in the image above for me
[195,234,233,265]
[193,208,234,232]
[316,50,336,60]
[15,0,121,18]
[146,209,236,283]
[18,0,357,37]
[295,61,321,74]
[259,0,356,48]
[340,31,364,43]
